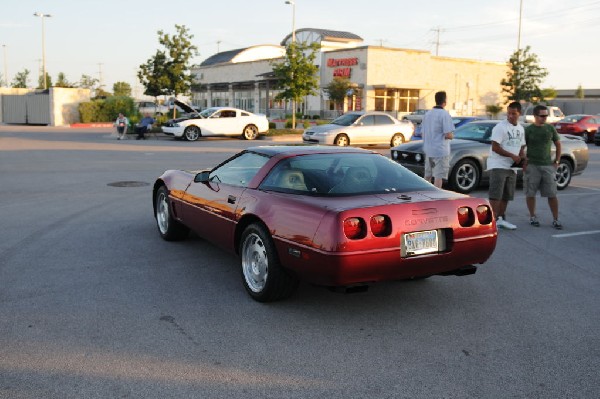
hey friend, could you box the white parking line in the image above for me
[553,230,600,238]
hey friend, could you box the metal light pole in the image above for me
[2,44,7,87]
[33,12,52,90]
[284,0,297,128]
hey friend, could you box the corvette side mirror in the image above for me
[194,170,211,183]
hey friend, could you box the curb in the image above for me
[70,123,113,128]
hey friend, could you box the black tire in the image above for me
[334,134,350,146]
[240,223,299,302]
[155,186,189,241]
[184,126,201,141]
[449,159,481,194]
[556,159,572,190]
[242,124,259,140]
[391,133,405,147]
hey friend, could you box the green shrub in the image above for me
[285,120,293,128]
[303,120,310,128]
[104,96,135,120]
[269,122,276,129]
[312,115,320,119]
[79,101,101,123]
[78,96,135,122]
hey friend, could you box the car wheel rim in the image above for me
[336,136,348,146]
[556,163,569,187]
[244,126,258,140]
[185,127,199,141]
[241,232,268,293]
[392,135,404,147]
[456,164,476,191]
[157,192,169,234]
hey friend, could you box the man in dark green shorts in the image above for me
[524,105,563,229]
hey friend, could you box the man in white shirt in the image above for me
[487,101,526,229]
[421,91,455,188]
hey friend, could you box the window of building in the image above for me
[374,89,419,113]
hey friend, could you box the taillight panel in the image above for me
[476,205,493,225]
[343,217,367,239]
[370,214,392,237]
[457,206,475,227]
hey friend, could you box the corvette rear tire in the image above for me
[155,186,189,241]
[240,223,299,302]
[184,126,201,141]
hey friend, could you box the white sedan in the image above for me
[162,107,269,141]
[302,111,414,147]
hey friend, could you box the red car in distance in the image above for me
[554,114,600,143]
[153,146,497,302]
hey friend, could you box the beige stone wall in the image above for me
[49,88,91,126]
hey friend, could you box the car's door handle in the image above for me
[228,195,236,204]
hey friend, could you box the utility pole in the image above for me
[2,44,7,87]
[432,26,442,56]
[97,62,104,92]
[216,40,222,53]
[516,0,523,101]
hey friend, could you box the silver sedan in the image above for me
[391,120,589,193]
[303,111,414,147]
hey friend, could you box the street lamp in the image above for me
[284,0,297,128]
[285,0,296,44]
[33,12,52,90]
[2,44,7,87]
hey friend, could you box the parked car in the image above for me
[135,101,169,116]
[153,146,497,302]
[522,105,564,124]
[402,109,428,125]
[391,120,589,193]
[302,111,414,147]
[554,114,600,143]
[161,107,269,141]
[412,116,484,140]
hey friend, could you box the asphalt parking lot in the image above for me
[1,126,599,399]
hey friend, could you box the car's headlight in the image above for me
[392,151,398,160]
[415,154,422,162]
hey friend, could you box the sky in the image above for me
[1,0,599,97]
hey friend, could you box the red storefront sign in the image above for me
[333,68,351,78]
[328,57,358,78]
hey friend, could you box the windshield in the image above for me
[260,152,434,196]
[199,108,219,118]
[331,113,361,126]
[453,123,495,141]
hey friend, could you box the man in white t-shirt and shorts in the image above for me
[421,91,455,188]
[487,101,526,229]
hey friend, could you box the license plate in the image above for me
[403,230,439,256]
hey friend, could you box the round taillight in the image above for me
[343,217,366,239]
[370,215,391,237]
[457,206,474,227]
[476,205,493,225]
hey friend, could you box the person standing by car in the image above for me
[135,113,156,140]
[114,113,129,140]
[524,105,563,229]
[421,91,455,188]
[487,101,526,230]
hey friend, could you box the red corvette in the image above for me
[153,146,497,302]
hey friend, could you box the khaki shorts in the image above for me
[424,156,450,179]
[524,164,557,197]
[489,168,517,201]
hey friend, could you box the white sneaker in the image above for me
[496,216,517,230]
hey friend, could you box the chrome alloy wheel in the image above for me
[156,191,170,235]
[241,232,268,293]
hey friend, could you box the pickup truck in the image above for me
[522,106,564,124]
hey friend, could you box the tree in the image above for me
[323,77,352,111]
[500,46,548,104]
[37,72,52,89]
[138,50,170,98]
[113,81,132,97]
[542,87,557,101]
[12,69,30,88]
[138,24,198,118]
[485,104,503,119]
[79,74,99,90]
[55,72,75,88]
[271,41,321,129]
[575,85,584,99]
